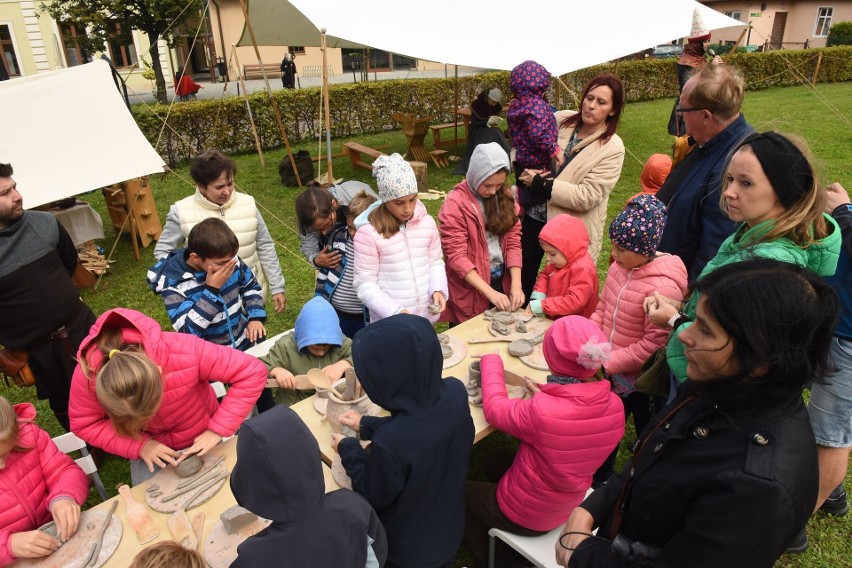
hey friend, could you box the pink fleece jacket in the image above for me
[480,355,624,531]
[69,308,266,459]
[438,180,522,323]
[591,254,688,376]
[0,404,89,567]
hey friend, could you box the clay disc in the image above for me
[146,459,228,513]
[18,510,122,568]
[519,344,550,372]
[507,338,534,357]
[313,396,328,415]
[204,515,272,568]
[331,455,353,490]
[441,335,468,369]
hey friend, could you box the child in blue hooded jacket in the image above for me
[259,297,353,406]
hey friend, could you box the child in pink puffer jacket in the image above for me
[591,194,687,485]
[463,316,624,568]
[353,154,448,323]
[0,398,89,566]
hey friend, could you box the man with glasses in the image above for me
[655,64,754,281]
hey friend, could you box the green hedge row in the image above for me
[133,46,852,166]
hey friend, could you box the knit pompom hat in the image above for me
[372,153,418,202]
[542,316,610,379]
[609,194,667,258]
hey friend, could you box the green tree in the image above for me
[43,0,203,104]
[827,21,852,46]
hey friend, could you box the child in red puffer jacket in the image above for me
[0,397,89,566]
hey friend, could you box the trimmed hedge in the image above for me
[134,47,852,166]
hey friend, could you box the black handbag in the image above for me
[633,347,670,397]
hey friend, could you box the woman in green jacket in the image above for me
[647,131,840,386]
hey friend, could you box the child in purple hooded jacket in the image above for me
[507,60,562,211]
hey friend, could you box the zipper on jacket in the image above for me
[609,270,633,344]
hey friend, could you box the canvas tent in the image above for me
[240,0,745,75]
[0,60,165,208]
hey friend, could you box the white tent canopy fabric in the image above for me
[0,60,166,208]
[240,0,744,75]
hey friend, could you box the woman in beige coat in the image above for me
[518,74,625,301]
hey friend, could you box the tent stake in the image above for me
[238,0,302,186]
[231,43,265,167]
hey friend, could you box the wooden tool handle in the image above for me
[468,336,514,344]
[118,484,137,506]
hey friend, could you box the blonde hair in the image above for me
[689,63,745,122]
[129,540,205,568]
[95,351,162,439]
[721,134,829,247]
[368,202,405,239]
[0,396,31,452]
[347,190,377,220]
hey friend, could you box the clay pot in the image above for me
[326,378,379,437]
[176,454,203,478]
[468,360,481,387]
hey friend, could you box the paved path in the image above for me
[129,66,489,105]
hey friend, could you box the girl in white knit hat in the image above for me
[352,153,449,323]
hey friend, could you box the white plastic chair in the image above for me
[52,432,109,502]
[487,488,596,568]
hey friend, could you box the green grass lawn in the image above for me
[3,81,850,567]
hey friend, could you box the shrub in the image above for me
[827,21,852,46]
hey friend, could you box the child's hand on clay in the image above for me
[181,429,222,459]
[10,530,60,558]
[323,360,351,382]
[270,367,297,389]
[140,439,180,471]
[432,291,447,313]
[523,377,541,397]
[50,498,80,542]
[331,433,346,453]
[246,321,266,342]
[338,410,363,432]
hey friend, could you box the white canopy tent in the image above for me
[0,60,166,208]
[240,0,744,75]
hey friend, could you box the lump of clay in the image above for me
[175,454,203,478]
[483,308,497,320]
[441,344,453,359]
[221,505,259,534]
[428,303,441,315]
[516,320,528,334]
[437,333,450,345]
[494,312,515,325]
[508,338,534,357]
[491,320,510,335]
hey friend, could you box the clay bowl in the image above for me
[326,378,375,437]
[507,338,535,357]
[176,454,203,478]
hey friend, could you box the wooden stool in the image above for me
[430,149,449,168]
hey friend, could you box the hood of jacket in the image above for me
[230,406,324,524]
[509,60,551,98]
[294,297,344,351]
[146,249,194,293]
[352,313,442,414]
[76,308,165,378]
[539,214,590,264]
[466,142,511,192]
[14,402,36,422]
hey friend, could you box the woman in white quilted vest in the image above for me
[154,150,287,313]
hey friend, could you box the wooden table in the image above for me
[292,313,551,464]
[50,437,341,567]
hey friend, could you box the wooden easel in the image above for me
[101,176,162,261]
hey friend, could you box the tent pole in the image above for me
[321,29,333,179]
[453,64,459,154]
[238,0,302,186]
[231,43,265,166]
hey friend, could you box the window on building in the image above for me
[724,11,742,21]
[814,7,833,36]
[60,23,92,67]
[106,22,137,67]
[0,24,21,78]
[290,46,306,55]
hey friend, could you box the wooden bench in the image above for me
[243,64,282,80]
[343,142,386,171]
[430,122,467,150]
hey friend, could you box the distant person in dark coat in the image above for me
[332,314,474,568]
[454,88,511,175]
[280,53,297,89]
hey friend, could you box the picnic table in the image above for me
[53,437,340,566]
[290,313,552,465]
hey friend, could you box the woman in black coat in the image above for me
[556,258,838,568]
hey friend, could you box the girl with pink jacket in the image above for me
[353,154,448,323]
[0,398,89,566]
[439,143,523,324]
[70,308,266,485]
[590,195,687,485]
[463,316,624,568]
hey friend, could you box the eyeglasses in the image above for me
[675,105,706,115]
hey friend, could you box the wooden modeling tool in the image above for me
[118,484,159,544]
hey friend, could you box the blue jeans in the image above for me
[809,336,852,447]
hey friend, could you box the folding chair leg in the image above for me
[91,472,109,501]
[488,533,496,568]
